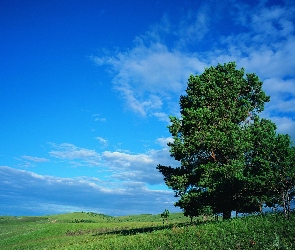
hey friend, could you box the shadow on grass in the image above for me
[92,222,190,236]
[66,222,191,237]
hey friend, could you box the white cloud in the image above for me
[47,139,178,186]
[95,117,106,122]
[156,137,173,148]
[50,143,98,159]
[21,155,50,163]
[103,151,153,165]
[49,143,102,167]
[153,112,170,122]
[265,116,295,142]
[174,4,210,48]
[250,5,294,37]
[95,136,108,146]
[16,155,50,168]
[94,1,295,140]
[101,144,178,185]
[259,78,295,141]
[0,166,179,216]
[206,4,295,142]
[93,41,206,117]
[264,78,295,96]
[92,114,106,122]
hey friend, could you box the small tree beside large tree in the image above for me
[157,62,294,220]
[270,134,295,219]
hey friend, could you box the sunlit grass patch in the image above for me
[0,211,294,249]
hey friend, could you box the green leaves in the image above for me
[158,62,295,220]
[157,62,280,220]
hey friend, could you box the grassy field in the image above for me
[0,211,294,249]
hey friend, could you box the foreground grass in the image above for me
[0,211,294,249]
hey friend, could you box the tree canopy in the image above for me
[157,62,294,220]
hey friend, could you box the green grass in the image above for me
[0,212,294,249]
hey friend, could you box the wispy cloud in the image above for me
[92,114,106,122]
[156,137,173,148]
[93,2,295,140]
[93,41,206,117]
[95,136,108,147]
[15,155,50,168]
[49,143,101,167]
[21,155,50,163]
[50,143,98,159]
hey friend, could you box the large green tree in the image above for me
[157,62,270,219]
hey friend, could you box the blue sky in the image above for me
[0,0,294,216]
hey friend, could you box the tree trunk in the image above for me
[282,191,287,219]
[223,210,231,220]
[286,191,290,220]
[259,201,263,214]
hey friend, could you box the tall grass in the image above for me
[0,212,294,249]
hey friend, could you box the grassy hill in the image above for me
[0,211,294,249]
